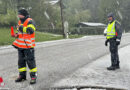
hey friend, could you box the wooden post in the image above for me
[60,0,66,38]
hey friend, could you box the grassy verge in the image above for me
[35,32,63,42]
[0,28,15,46]
[0,28,83,46]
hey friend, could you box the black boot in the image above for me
[30,72,37,84]
[15,75,26,82]
[30,78,36,84]
[15,71,26,82]
[115,65,120,69]
[115,62,120,69]
[107,66,116,70]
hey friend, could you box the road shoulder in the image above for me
[53,45,130,90]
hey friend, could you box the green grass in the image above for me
[0,28,15,46]
[0,28,83,46]
[35,32,63,42]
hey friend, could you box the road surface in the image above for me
[0,33,130,90]
[53,44,130,90]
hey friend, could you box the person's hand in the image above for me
[105,39,109,46]
[116,39,120,45]
[11,33,18,38]
[19,25,23,33]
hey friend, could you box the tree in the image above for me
[121,0,130,32]
[98,0,122,24]
[63,0,91,27]
[81,0,100,22]
[0,0,17,26]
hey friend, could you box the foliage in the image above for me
[0,0,130,33]
[98,0,122,24]
[0,9,17,26]
[63,0,91,27]
[120,0,130,32]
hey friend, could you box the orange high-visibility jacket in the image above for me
[13,18,35,48]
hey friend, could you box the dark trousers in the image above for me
[18,48,36,77]
[109,39,120,67]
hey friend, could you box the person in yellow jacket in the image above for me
[12,8,37,84]
[105,12,122,70]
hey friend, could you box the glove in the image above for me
[104,33,107,36]
[19,25,23,33]
[105,39,109,46]
[11,33,18,38]
[116,39,120,45]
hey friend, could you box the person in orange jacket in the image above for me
[12,8,37,84]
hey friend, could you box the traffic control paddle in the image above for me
[11,26,15,37]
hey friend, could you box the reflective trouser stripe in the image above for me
[30,68,37,72]
[19,67,27,72]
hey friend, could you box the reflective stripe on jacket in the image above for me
[13,18,35,48]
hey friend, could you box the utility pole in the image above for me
[60,0,66,38]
